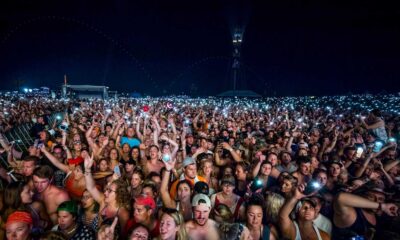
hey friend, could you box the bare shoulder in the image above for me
[320,229,331,240]
[208,218,219,228]
[185,220,196,229]
[53,187,70,201]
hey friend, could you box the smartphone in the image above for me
[356,147,363,158]
[304,180,322,195]
[113,166,121,176]
[33,139,39,148]
[250,179,263,192]
[162,154,171,162]
[372,140,384,153]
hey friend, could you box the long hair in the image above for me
[129,146,141,162]
[112,179,131,211]
[264,192,285,225]
[109,147,121,161]
[161,209,188,240]
[2,182,28,222]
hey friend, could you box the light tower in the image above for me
[232,27,243,94]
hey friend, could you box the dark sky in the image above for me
[1,0,400,96]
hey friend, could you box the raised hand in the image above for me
[221,142,232,150]
[162,155,176,171]
[382,203,398,217]
[103,137,109,147]
[139,143,147,151]
[97,217,118,240]
[293,184,306,200]
[85,153,95,170]
[118,127,124,136]
[160,135,169,141]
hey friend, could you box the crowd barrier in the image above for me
[0,112,60,166]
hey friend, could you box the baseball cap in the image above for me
[183,157,196,168]
[192,193,211,208]
[300,198,318,208]
[186,133,194,138]
[221,175,236,186]
[194,181,209,195]
[135,195,156,211]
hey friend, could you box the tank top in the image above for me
[64,172,85,200]
[261,225,270,240]
[293,221,323,240]
[332,207,375,239]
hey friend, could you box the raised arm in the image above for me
[136,116,144,141]
[168,117,177,141]
[324,130,338,153]
[85,122,100,153]
[334,191,398,228]
[112,119,124,140]
[84,153,105,204]
[40,145,70,173]
[160,135,179,159]
[251,153,265,178]
[214,144,228,166]
[360,118,384,130]
[222,142,242,162]
[181,127,187,159]
[354,154,374,178]
[160,160,177,209]
[279,187,305,240]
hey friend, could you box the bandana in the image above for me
[68,156,84,165]
[6,211,33,228]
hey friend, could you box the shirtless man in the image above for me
[32,165,70,224]
[185,193,220,240]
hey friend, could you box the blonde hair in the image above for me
[265,192,285,225]
[161,210,188,240]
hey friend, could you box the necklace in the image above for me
[63,224,78,237]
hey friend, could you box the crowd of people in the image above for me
[0,94,399,240]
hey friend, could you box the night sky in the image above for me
[1,0,400,96]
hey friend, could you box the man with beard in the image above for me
[32,165,70,224]
[185,193,220,240]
